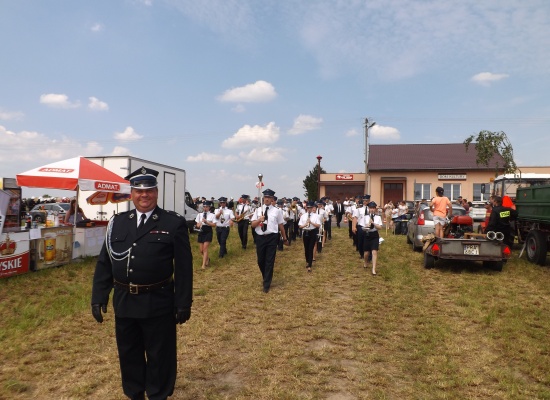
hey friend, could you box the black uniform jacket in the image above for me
[91,206,193,319]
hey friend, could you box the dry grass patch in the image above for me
[2,228,550,399]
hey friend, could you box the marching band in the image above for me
[192,192,382,282]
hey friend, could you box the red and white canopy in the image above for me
[16,157,131,193]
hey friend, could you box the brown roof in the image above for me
[368,143,506,171]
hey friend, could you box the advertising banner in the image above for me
[32,226,74,270]
[0,232,30,279]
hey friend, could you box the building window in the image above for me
[414,183,431,200]
[472,183,488,202]
[443,183,461,200]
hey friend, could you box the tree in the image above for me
[302,163,326,200]
[464,130,517,176]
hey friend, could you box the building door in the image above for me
[326,185,364,201]
[383,182,403,205]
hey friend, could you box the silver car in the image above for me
[468,201,487,221]
[406,204,467,251]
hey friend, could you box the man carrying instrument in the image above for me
[215,196,235,258]
[234,194,251,249]
[91,166,193,400]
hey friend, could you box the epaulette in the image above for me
[164,209,185,219]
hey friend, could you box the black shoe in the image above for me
[263,287,270,293]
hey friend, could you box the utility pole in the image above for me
[364,117,376,193]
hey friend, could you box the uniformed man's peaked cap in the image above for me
[218,196,228,202]
[125,166,159,189]
[262,188,276,197]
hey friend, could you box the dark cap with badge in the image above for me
[204,200,213,207]
[218,196,228,202]
[367,201,377,208]
[306,200,315,208]
[262,188,276,197]
[125,166,159,189]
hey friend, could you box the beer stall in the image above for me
[0,157,130,279]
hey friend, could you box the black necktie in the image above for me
[262,206,268,231]
[138,214,146,230]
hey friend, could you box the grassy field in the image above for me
[1,225,550,399]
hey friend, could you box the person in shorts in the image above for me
[430,186,452,238]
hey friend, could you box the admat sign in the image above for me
[0,233,30,279]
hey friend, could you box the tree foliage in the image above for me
[302,163,326,200]
[464,130,517,175]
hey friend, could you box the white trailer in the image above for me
[78,156,198,230]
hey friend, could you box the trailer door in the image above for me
[163,172,176,211]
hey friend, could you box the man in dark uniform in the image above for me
[334,198,344,228]
[91,166,193,400]
[250,188,289,293]
[486,195,517,248]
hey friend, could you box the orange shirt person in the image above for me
[430,187,452,238]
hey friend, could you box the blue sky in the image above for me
[1,0,549,200]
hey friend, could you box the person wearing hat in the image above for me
[316,201,327,253]
[250,188,289,292]
[430,186,452,238]
[352,196,367,258]
[195,200,217,269]
[91,166,193,400]
[235,195,252,250]
[298,201,322,272]
[324,197,334,240]
[360,201,383,275]
[214,197,235,258]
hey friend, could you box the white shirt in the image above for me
[136,210,153,228]
[298,212,322,230]
[251,204,284,235]
[361,213,383,232]
[195,211,216,228]
[236,203,251,220]
[352,207,366,226]
[215,207,235,227]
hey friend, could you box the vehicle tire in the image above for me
[423,252,435,269]
[406,233,412,244]
[34,215,44,223]
[526,230,548,266]
[412,242,422,252]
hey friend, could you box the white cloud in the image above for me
[0,125,101,164]
[345,128,358,137]
[217,80,277,103]
[40,93,81,109]
[88,96,109,111]
[232,104,246,113]
[471,72,510,86]
[186,152,239,163]
[0,109,24,121]
[288,114,323,135]
[91,23,103,32]
[222,122,280,148]
[114,126,143,142]
[239,147,286,162]
[110,146,131,156]
[370,125,400,140]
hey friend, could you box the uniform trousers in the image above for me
[293,219,300,239]
[336,213,342,228]
[349,219,354,239]
[255,232,278,291]
[326,216,332,239]
[356,225,364,258]
[216,226,230,257]
[302,228,318,267]
[237,220,249,249]
[115,313,176,400]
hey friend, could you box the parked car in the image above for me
[469,201,486,221]
[29,203,70,223]
[406,204,467,251]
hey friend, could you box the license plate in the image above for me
[464,244,479,255]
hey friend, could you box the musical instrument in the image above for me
[220,209,225,224]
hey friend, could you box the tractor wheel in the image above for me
[526,230,548,266]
